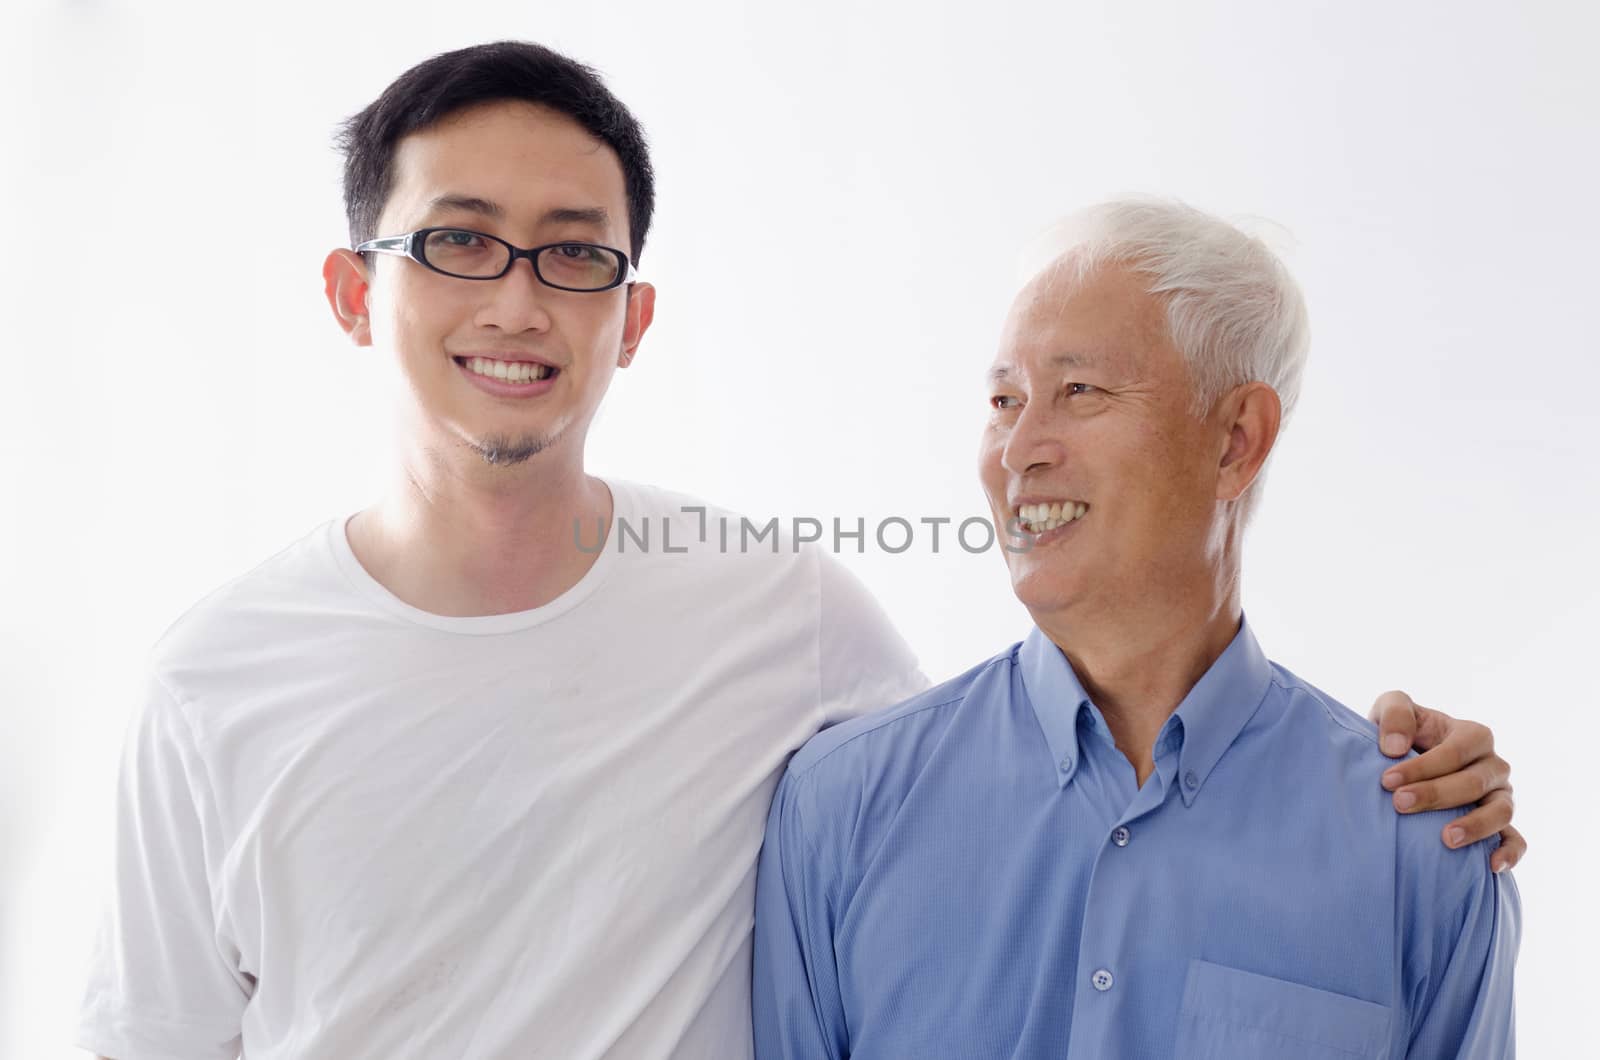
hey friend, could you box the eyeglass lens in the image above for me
[418,229,622,289]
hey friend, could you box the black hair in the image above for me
[335,41,655,263]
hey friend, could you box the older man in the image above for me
[751,200,1519,1059]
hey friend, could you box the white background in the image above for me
[3,0,1596,1055]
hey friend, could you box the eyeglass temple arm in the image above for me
[353,234,412,254]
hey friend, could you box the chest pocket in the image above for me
[1174,960,1392,1060]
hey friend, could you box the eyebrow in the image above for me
[423,195,612,229]
[987,352,1099,385]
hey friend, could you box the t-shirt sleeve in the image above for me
[77,668,250,1060]
[814,551,929,729]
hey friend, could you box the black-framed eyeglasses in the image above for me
[354,227,639,292]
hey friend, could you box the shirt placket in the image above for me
[1064,731,1182,1056]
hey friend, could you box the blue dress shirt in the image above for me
[753,618,1518,1059]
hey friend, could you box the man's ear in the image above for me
[323,249,373,347]
[1215,382,1282,502]
[619,282,656,367]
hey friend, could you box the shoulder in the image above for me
[123,525,331,775]
[149,520,342,681]
[1266,662,1387,755]
[1268,663,1497,901]
[606,478,822,576]
[781,647,1017,810]
[610,478,908,633]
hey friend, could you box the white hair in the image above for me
[1027,197,1312,522]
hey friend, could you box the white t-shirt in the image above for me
[77,479,927,1060]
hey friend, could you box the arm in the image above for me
[752,771,849,1060]
[76,670,249,1060]
[814,550,928,729]
[1402,842,1521,1057]
[751,553,917,1057]
[1370,691,1526,871]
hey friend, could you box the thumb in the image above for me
[1371,689,1418,758]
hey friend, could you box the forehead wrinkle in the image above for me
[987,350,1098,387]
[1036,274,1172,378]
[1049,351,1099,370]
[992,260,1158,387]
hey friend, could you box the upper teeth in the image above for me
[1017,501,1088,532]
[464,357,552,383]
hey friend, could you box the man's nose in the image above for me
[1001,403,1065,476]
[475,257,555,333]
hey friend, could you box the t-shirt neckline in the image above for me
[324,477,630,636]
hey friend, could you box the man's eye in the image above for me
[990,395,1020,410]
[1066,382,1097,396]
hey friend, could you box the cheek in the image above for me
[1104,421,1184,487]
[563,305,629,360]
[373,279,455,347]
[1159,430,1222,505]
[977,434,1008,505]
[1112,440,1217,538]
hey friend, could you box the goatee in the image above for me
[472,433,550,466]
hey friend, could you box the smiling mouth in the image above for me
[1015,501,1089,534]
[453,356,558,383]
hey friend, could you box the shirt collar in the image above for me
[1170,616,1274,805]
[1019,625,1093,790]
[1017,616,1274,801]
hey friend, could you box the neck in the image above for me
[1035,558,1243,786]
[347,431,610,617]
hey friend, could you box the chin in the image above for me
[1008,564,1085,618]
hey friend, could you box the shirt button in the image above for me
[1183,769,1200,790]
[1111,826,1131,847]
[1059,755,1074,772]
[1091,968,1114,991]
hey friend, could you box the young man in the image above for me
[753,201,1519,1058]
[79,43,1521,1060]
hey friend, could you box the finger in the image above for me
[1370,690,1419,757]
[1490,825,1527,873]
[1390,759,1509,814]
[1380,731,1501,791]
[1434,791,1515,850]
[1404,705,1463,753]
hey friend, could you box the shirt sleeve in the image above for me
[76,668,250,1060]
[814,550,929,729]
[1402,831,1522,1059]
[752,768,850,1060]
